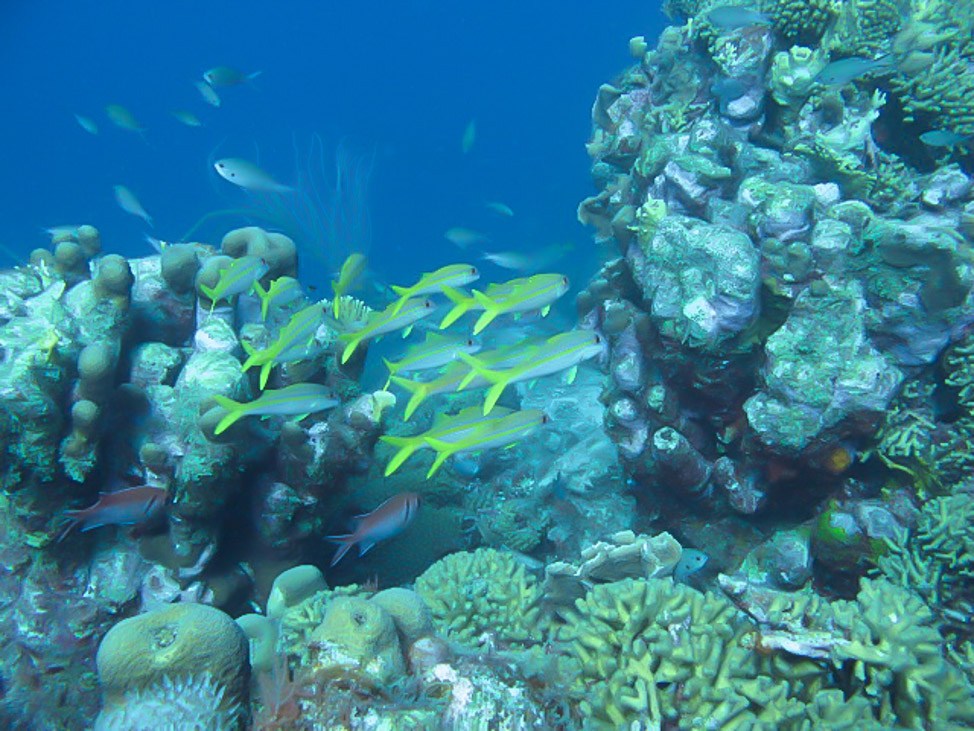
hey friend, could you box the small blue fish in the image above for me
[919,129,971,148]
[705,5,772,29]
[674,548,709,583]
[711,77,747,103]
[814,56,893,86]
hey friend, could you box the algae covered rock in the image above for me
[629,215,761,350]
[744,278,902,454]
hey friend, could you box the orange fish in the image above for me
[327,492,421,566]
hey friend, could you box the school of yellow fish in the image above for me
[209,253,603,479]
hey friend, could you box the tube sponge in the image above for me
[93,254,134,306]
[266,564,328,620]
[77,342,117,404]
[161,243,200,295]
[235,614,279,675]
[96,603,250,719]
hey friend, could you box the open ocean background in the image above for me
[0,0,664,295]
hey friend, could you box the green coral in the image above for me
[763,0,837,46]
[887,0,974,138]
[826,0,906,57]
[414,548,545,648]
[874,493,974,645]
[557,578,809,729]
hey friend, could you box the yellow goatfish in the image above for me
[379,405,512,476]
[382,332,480,388]
[423,409,549,478]
[439,273,568,332]
[390,342,538,419]
[199,255,269,310]
[331,253,366,317]
[339,298,437,364]
[459,330,604,414]
[389,264,480,316]
[254,276,304,320]
[212,383,339,435]
[469,273,570,335]
[242,302,325,388]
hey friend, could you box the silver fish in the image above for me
[171,110,202,127]
[203,66,261,87]
[105,104,144,134]
[194,80,222,108]
[214,158,293,193]
[113,185,153,226]
[74,114,98,135]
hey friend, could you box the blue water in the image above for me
[1,0,663,290]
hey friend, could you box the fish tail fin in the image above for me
[381,358,397,389]
[56,513,82,543]
[388,288,411,317]
[390,376,429,421]
[340,333,363,364]
[258,362,273,390]
[240,346,263,372]
[424,437,456,478]
[439,286,471,329]
[471,290,501,334]
[212,394,246,434]
[253,281,270,320]
[199,282,217,303]
[380,435,421,476]
[482,381,509,415]
[325,534,356,567]
[456,352,504,389]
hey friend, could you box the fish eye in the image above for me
[541,414,550,424]
[467,339,474,346]
[471,267,478,275]
[594,334,602,344]
[562,276,569,285]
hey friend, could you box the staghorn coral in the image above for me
[414,548,545,649]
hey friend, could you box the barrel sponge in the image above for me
[414,548,545,648]
[93,254,134,303]
[309,596,405,685]
[370,587,434,645]
[161,243,200,295]
[96,603,250,715]
[221,226,296,279]
[266,564,328,620]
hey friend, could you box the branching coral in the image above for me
[414,548,545,648]
[873,493,974,645]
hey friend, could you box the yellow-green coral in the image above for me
[414,548,545,648]
[763,0,837,46]
[874,493,974,644]
[557,577,800,729]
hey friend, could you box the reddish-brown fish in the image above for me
[327,492,422,567]
[58,486,167,541]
